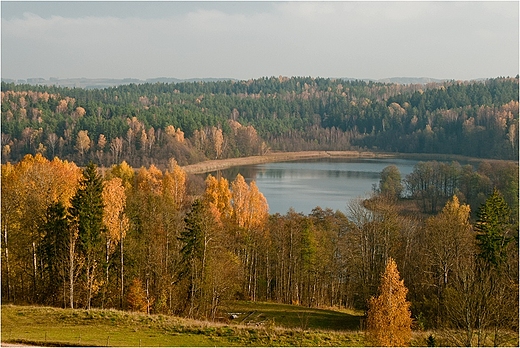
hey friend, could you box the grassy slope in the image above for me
[3,303,517,347]
[1,303,366,347]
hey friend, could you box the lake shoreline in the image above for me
[181,150,394,174]
[181,150,514,175]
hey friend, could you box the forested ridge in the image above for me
[2,76,518,168]
[1,76,519,345]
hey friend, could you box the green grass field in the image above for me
[2,303,517,347]
[1,303,366,347]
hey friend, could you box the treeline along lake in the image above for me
[204,158,423,214]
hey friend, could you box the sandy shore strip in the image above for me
[181,150,395,174]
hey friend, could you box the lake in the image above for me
[207,158,420,215]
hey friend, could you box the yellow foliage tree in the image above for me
[136,164,163,195]
[204,174,232,225]
[366,257,412,347]
[246,181,269,230]
[75,130,91,157]
[231,174,250,229]
[126,278,148,313]
[163,158,187,210]
[106,161,134,190]
[102,178,128,254]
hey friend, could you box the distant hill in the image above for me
[1,76,470,89]
[338,77,449,84]
[1,77,237,89]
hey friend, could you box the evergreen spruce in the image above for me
[69,162,105,309]
[39,201,69,305]
[475,188,513,268]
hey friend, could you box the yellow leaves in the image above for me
[97,134,107,150]
[204,174,232,225]
[163,159,187,210]
[231,174,250,228]
[231,174,269,230]
[126,278,149,313]
[74,106,86,118]
[441,195,471,225]
[366,258,412,347]
[165,125,185,143]
[75,130,91,155]
[1,154,81,236]
[134,161,188,211]
[106,161,134,190]
[204,173,269,231]
[102,178,128,253]
[136,165,163,195]
[56,99,68,113]
[247,181,269,229]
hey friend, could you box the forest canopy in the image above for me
[2,76,518,167]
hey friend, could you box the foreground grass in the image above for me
[1,304,366,347]
[2,304,517,347]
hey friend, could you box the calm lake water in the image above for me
[209,158,420,215]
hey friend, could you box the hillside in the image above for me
[1,303,366,347]
[1,76,518,168]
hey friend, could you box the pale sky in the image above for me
[1,1,519,81]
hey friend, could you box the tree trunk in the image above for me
[69,231,76,309]
[3,225,11,301]
[120,230,124,309]
[86,262,91,310]
[104,239,110,309]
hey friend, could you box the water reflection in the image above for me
[203,158,419,214]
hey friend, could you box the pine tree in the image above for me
[366,257,412,347]
[69,162,104,310]
[39,201,69,306]
[179,199,213,317]
[475,188,513,268]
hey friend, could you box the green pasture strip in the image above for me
[6,303,515,347]
[1,304,366,347]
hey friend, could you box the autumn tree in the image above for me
[230,174,269,300]
[164,158,187,210]
[424,195,473,326]
[106,160,135,190]
[212,127,224,159]
[75,130,91,160]
[366,257,412,347]
[203,174,232,225]
[378,165,403,198]
[102,177,129,308]
[126,278,148,313]
[1,154,80,304]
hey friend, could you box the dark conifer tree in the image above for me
[39,201,69,306]
[475,188,513,268]
[69,162,105,309]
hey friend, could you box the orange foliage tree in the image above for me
[366,257,412,347]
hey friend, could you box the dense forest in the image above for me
[1,76,519,344]
[2,154,518,345]
[1,76,518,168]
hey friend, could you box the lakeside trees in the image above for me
[2,155,517,342]
[2,76,518,168]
